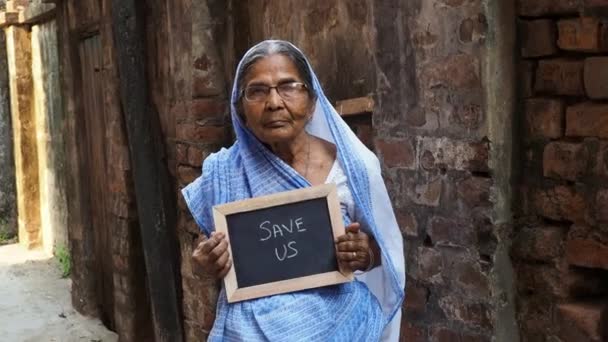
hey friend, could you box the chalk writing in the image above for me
[258,217,307,261]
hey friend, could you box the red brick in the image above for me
[543,142,589,181]
[176,143,188,165]
[584,57,608,99]
[178,166,200,185]
[454,261,490,298]
[566,238,608,270]
[535,59,584,96]
[524,98,564,139]
[190,98,227,123]
[415,247,444,283]
[566,103,608,138]
[517,296,556,336]
[516,263,569,298]
[597,142,608,178]
[558,18,606,52]
[376,139,415,169]
[404,285,428,313]
[423,54,480,90]
[512,226,565,262]
[518,0,580,16]
[409,178,442,207]
[520,19,558,58]
[532,185,587,224]
[396,210,418,237]
[187,145,207,167]
[430,328,490,342]
[598,189,608,222]
[427,216,475,247]
[418,137,489,172]
[438,298,493,330]
[400,322,427,342]
[177,122,227,143]
[557,302,608,342]
[566,267,608,296]
[456,177,491,208]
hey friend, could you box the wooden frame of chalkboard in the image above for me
[213,183,353,303]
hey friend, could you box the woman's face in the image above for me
[241,54,314,145]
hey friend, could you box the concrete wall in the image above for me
[0,19,17,239]
[31,19,68,254]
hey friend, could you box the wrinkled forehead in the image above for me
[240,54,304,86]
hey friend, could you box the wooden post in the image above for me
[110,2,184,341]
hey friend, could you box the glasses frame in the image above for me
[242,81,309,102]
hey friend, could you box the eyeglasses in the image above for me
[243,82,309,102]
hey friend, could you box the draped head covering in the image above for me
[182,40,405,341]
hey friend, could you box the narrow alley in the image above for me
[0,243,117,342]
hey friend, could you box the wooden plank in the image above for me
[110,1,184,341]
[335,96,374,117]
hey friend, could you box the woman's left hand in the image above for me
[335,222,373,272]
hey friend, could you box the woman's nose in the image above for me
[266,88,284,109]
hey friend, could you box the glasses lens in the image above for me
[245,86,269,101]
[277,82,307,99]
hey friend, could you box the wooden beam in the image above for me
[335,96,375,117]
[110,1,184,341]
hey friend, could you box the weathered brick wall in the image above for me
[514,0,608,340]
[371,1,513,340]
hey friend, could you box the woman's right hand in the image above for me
[192,231,232,279]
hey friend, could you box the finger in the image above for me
[201,232,225,254]
[349,261,363,271]
[336,240,358,252]
[218,259,232,278]
[345,222,361,234]
[209,239,229,260]
[337,251,361,261]
[213,248,230,271]
[335,234,350,243]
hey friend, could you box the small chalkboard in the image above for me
[212,184,353,303]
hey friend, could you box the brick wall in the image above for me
[372,1,505,340]
[514,0,608,340]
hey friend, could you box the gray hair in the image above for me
[235,40,318,106]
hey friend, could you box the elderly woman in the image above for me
[182,40,405,341]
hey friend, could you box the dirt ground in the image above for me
[0,243,118,342]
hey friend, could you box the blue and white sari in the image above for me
[182,40,405,341]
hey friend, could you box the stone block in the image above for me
[409,178,442,207]
[543,142,589,181]
[438,298,493,330]
[519,19,558,58]
[566,103,608,138]
[524,98,564,139]
[535,59,584,96]
[584,57,608,99]
[558,17,607,52]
